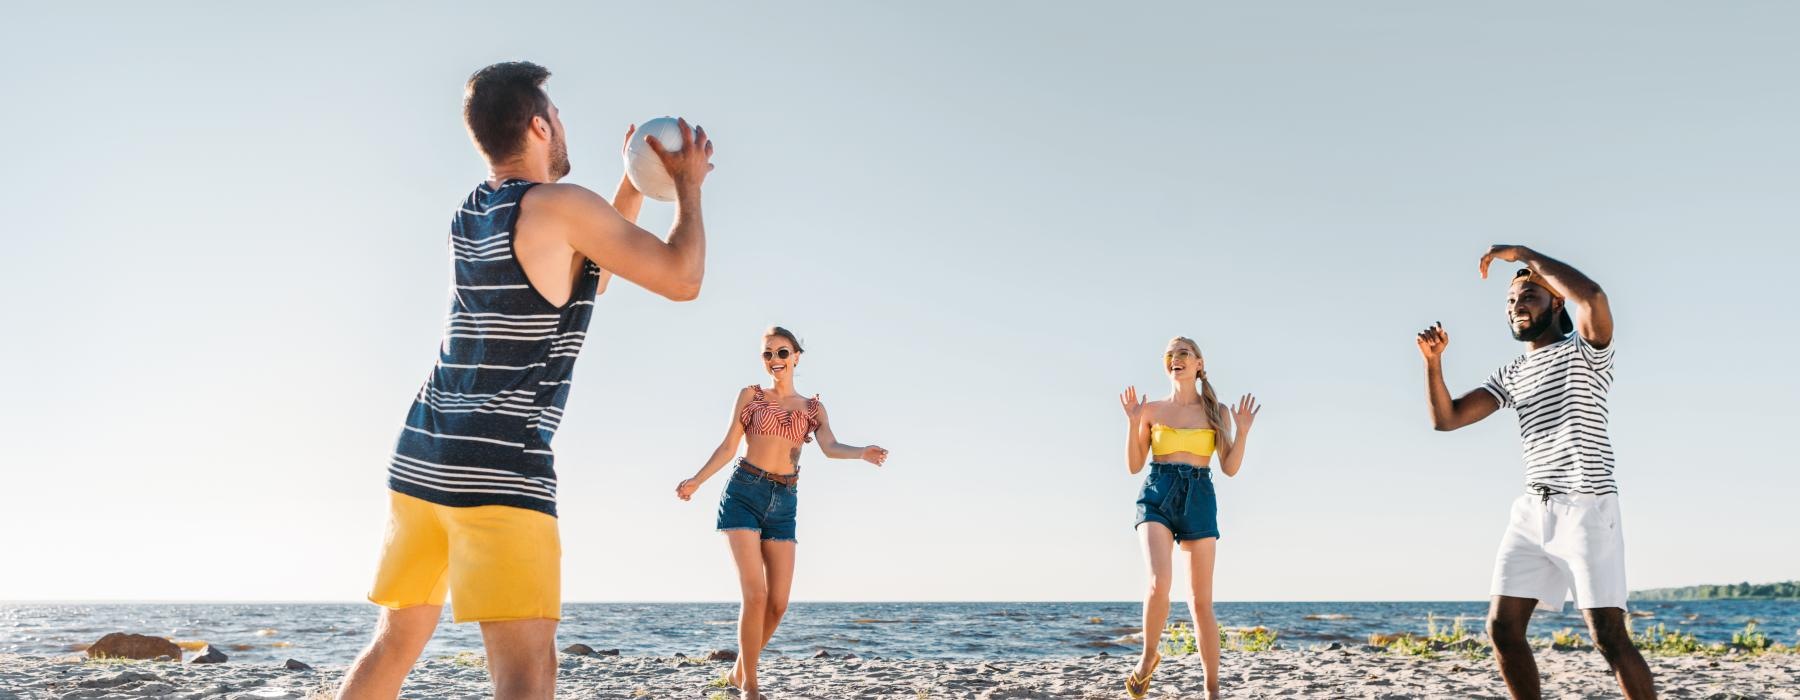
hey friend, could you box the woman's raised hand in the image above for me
[1231,394,1261,433]
[1119,386,1146,423]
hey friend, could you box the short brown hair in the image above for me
[765,326,804,354]
[464,61,552,163]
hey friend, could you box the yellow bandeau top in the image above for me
[1150,424,1216,457]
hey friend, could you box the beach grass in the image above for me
[1631,622,1710,657]
[1381,634,1435,658]
[1224,626,1279,652]
[1167,614,1797,663]
[1360,614,1800,662]
[1368,612,1485,660]
[1731,621,1769,653]
[444,650,485,668]
[1159,622,1280,655]
[81,655,155,665]
[1159,623,1198,656]
[1547,627,1589,650]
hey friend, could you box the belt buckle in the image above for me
[752,464,796,487]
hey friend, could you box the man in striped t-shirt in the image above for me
[1415,245,1654,699]
[339,62,715,700]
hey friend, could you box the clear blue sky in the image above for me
[3,2,1796,603]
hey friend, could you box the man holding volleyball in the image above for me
[1414,245,1654,700]
[337,61,715,700]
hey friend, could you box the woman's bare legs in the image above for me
[1182,537,1221,699]
[732,540,796,690]
[726,531,769,697]
[759,540,796,648]
[1136,522,1175,680]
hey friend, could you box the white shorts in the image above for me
[1490,492,1628,612]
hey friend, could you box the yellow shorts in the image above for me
[368,491,561,622]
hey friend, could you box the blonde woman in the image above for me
[676,326,889,699]
[1119,337,1260,700]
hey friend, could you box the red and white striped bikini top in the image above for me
[739,385,821,444]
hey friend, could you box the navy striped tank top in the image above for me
[389,179,601,517]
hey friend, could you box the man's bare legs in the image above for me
[338,605,442,699]
[1488,597,1656,699]
[337,607,557,700]
[1584,607,1656,699]
[1487,595,1541,700]
[479,618,558,700]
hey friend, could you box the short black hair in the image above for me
[464,62,552,163]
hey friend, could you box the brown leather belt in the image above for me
[738,459,799,487]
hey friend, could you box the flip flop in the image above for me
[1125,653,1161,699]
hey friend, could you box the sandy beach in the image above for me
[4,647,1795,699]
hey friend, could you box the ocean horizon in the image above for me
[6,600,1793,666]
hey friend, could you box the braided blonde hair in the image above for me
[1171,336,1231,450]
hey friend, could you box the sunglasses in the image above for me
[762,348,794,361]
[1164,350,1197,360]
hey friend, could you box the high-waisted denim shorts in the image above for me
[1135,462,1219,542]
[715,459,798,543]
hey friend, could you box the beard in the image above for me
[1509,310,1558,342]
[548,129,571,180]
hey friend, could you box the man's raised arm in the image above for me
[535,119,714,301]
[1481,245,1612,347]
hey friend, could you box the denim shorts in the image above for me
[715,460,799,543]
[1135,462,1220,542]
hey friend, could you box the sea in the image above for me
[1,601,1792,666]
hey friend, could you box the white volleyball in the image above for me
[623,116,686,202]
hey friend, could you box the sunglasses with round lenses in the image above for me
[762,348,794,361]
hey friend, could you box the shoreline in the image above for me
[8,600,1789,666]
[6,648,1797,699]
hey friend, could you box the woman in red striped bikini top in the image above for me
[738,384,821,448]
[673,326,889,698]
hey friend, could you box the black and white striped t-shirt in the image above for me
[1482,334,1617,496]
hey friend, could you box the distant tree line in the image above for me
[1630,581,1800,601]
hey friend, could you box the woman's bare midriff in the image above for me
[743,435,804,474]
[1153,451,1212,468]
